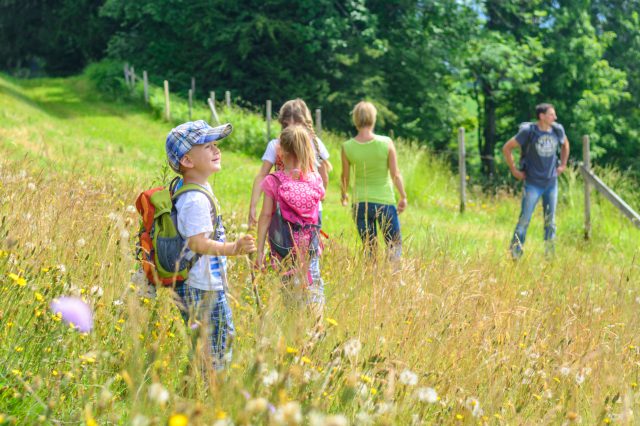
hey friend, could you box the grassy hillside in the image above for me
[1,72,639,425]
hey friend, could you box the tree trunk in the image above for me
[482,82,497,179]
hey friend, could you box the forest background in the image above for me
[1,0,638,183]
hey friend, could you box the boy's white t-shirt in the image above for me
[175,183,226,291]
[262,137,330,211]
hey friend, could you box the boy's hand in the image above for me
[233,235,256,255]
[253,250,266,271]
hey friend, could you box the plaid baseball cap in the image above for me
[165,120,233,173]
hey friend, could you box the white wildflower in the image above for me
[399,369,418,386]
[465,397,483,418]
[148,382,169,405]
[107,212,120,221]
[76,238,86,247]
[273,401,302,425]
[113,299,124,306]
[343,339,362,358]
[263,370,279,387]
[376,402,393,415]
[131,414,150,426]
[355,412,373,425]
[27,182,36,191]
[575,372,585,385]
[520,290,529,297]
[246,397,268,414]
[57,264,66,274]
[90,285,104,298]
[416,387,438,403]
[126,205,137,213]
[24,242,36,250]
[324,414,348,426]
[120,230,130,240]
[560,366,571,376]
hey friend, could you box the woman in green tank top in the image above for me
[341,101,407,260]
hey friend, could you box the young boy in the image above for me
[165,120,256,369]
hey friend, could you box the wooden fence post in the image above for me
[123,63,130,87]
[163,80,171,121]
[188,89,193,121]
[210,91,215,105]
[266,100,272,142]
[458,127,466,213]
[583,135,591,240]
[208,97,220,125]
[225,91,231,108]
[143,71,149,103]
[315,109,322,138]
[191,77,196,98]
[130,66,136,88]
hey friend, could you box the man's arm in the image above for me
[557,136,570,175]
[503,138,526,181]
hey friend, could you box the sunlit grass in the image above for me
[1,73,639,424]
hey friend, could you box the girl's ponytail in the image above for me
[279,125,315,175]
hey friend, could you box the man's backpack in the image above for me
[267,173,323,260]
[135,178,218,286]
[518,122,564,171]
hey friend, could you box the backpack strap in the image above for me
[172,183,219,229]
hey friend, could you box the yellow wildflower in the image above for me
[326,317,338,326]
[8,273,26,287]
[168,413,189,426]
[286,346,298,354]
[301,356,311,364]
[35,292,44,301]
[215,410,227,419]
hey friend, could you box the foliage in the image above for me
[84,60,129,100]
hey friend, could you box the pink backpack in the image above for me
[267,171,324,259]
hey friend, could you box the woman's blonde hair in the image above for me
[279,125,315,175]
[352,101,377,129]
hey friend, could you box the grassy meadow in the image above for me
[1,72,639,425]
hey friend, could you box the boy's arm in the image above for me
[187,233,255,257]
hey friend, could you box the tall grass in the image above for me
[1,72,640,424]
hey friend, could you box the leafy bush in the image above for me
[84,60,129,100]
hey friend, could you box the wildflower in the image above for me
[559,366,571,376]
[286,346,299,354]
[49,296,93,332]
[107,213,120,221]
[126,205,137,214]
[8,273,26,287]
[416,387,438,403]
[246,397,269,414]
[343,339,362,358]
[76,238,86,247]
[273,401,302,425]
[465,397,483,418]
[90,286,103,298]
[148,382,169,405]
[120,230,130,239]
[132,414,151,426]
[27,182,36,191]
[35,292,44,301]
[167,413,188,426]
[575,372,585,385]
[399,369,418,386]
[113,299,123,306]
[326,317,338,327]
[263,370,279,387]
[301,356,311,364]
[57,264,66,274]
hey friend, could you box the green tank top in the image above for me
[342,135,395,205]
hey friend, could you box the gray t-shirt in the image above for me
[515,123,565,188]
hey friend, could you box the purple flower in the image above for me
[50,297,93,332]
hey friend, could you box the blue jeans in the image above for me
[352,202,402,260]
[510,180,558,258]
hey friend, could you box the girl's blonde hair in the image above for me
[278,98,319,145]
[352,101,377,129]
[279,125,315,175]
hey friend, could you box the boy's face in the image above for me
[181,142,222,174]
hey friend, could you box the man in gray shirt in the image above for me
[503,103,570,259]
